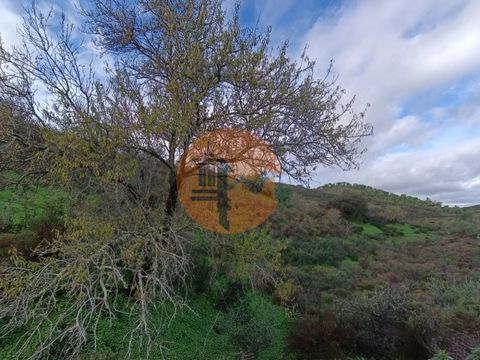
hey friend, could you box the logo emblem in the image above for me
[177,128,281,234]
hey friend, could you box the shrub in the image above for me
[335,288,429,359]
[321,208,351,236]
[429,350,453,360]
[284,236,366,267]
[217,292,294,359]
[383,205,406,223]
[327,191,368,220]
[449,220,478,237]
[210,278,245,310]
[217,229,285,289]
[276,185,293,209]
[273,279,297,312]
[467,347,480,360]
[288,310,343,360]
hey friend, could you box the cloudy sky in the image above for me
[1,0,480,206]
[231,0,480,206]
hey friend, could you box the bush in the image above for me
[284,236,365,267]
[276,185,293,209]
[429,350,453,360]
[216,229,285,289]
[288,310,343,359]
[327,191,368,221]
[335,288,429,359]
[449,220,478,237]
[216,292,294,359]
[467,347,480,360]
[382,205,406,223]
[321,208,352,236]
[0,232,40,258]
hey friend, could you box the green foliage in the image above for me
[215,229,285,287]
[385,223,415,236]
[284,236,367,266]
[275,185,293,209]
[429,350,453,360]
[216,292,293,360]
[0,292,294,360]
[353,221,383,236]
[449,220,478,237]
[281,195,480,359]
[327,191,368,220]
[0,184,70,233]
[0,295,237,360]
[3,175,480,360]
[426,278,480,331]
[467,347,480,360]
[335,288,416,355]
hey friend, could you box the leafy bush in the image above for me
[427,278,480,331]
[288,310,343,359]
[327,191,368,221]
[284,236,369,267]
[276,185,293,209]
[0,185,70,233]
[429,350,453,360]
[335,288,429,359]
[449,220,478,237]
[216,292,293,360]
[214,229,285,290]
[382,205,406,223]
[467,347,480,360]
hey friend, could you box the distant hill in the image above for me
[272,182,464,233]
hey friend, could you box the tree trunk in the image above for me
[136,170,178,294]
[164,170,178,220]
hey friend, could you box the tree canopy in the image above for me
[1,0,371,218]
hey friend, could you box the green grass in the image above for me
[386,223,415,236]
[0,295,237,360]
[0,292,293,360]
[0,185,71,232]
[353,221,383,236]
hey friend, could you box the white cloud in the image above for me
[315,137,480,206]
[300,0,480,205]
[369,115,434,154]
[0,1,22,49]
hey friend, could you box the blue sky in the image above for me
[2,0,480,206]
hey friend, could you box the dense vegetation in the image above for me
[1,179,479,359]
[272,183,480,359]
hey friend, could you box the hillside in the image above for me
[268,182,480,359]
[1,181,480,359]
